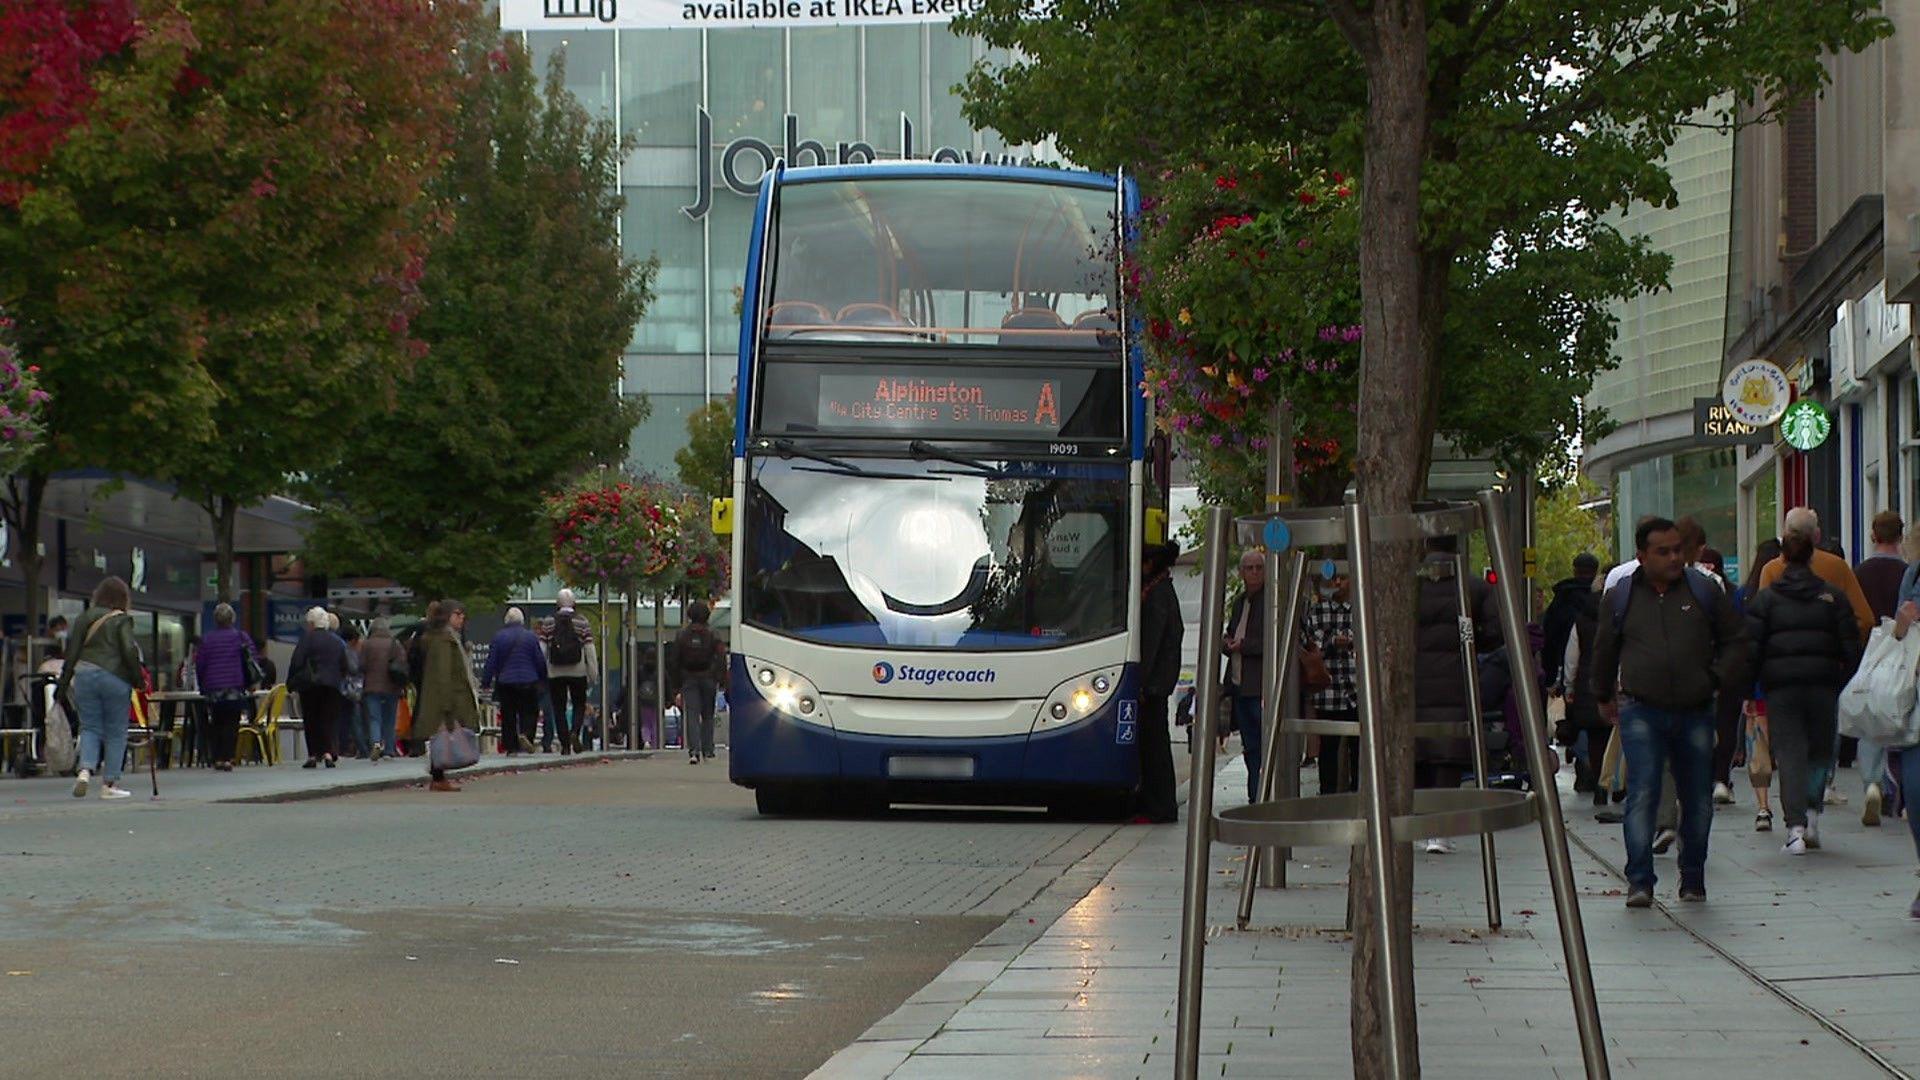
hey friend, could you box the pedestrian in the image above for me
[1885,597,1920,916]
[1414,537,1502,853]
[1544,553,1599,696]
[287,605,349,768]
[359,618,406,762]
[1740,537,1783,832]
[1590,517,1748,906]
[544,588,597,754]
[416,600,480,792]
[482,607,547,756]
[252,636,277,688]
[1748,527,1863,855]
[1221,549,1269,803]
[1558,573,1609,806]
[54,576,144,800]
[194,603,261,772]
[1757,507,1874,638]
[1302,563,1358,796]
[674,600,723,763]
[340,622,368,758]
[1136,540,1183,824]
[1851,510,1907,826]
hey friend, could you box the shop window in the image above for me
[864,25,923,153]
[619,30,699,148]
[709,29,784,143]
[624,186,706,355]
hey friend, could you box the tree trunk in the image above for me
[211,496,239,604]
[5,472,50,662]
[1347,1,1436,1075]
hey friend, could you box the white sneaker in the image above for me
[72,769,90,798]
[1825,785,1847,807]
[1805,810,1821,849]
[1783,827,1807,855]
[99,784,132,801]
[1864,784,1883,827]
[1424,838,1454,854]
[1713,782,1734,805]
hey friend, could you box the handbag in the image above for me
[429,724,481,771]
[1840,618,1920,744]
[1299,645,1332,695]
[244,649,269,690]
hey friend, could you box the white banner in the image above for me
[500,0,986,31]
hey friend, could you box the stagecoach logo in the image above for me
[872,661,996,686]
[685,109,1038,219]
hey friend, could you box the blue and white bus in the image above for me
[726,163,1147,817]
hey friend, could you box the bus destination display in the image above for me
[818,373,1063,434]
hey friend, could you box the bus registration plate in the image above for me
[886,755,977,780]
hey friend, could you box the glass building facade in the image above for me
[520,25,1037,476]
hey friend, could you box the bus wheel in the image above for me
[755,785,804,816]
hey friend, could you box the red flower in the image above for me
[1213,175,1238,190]
[1330,171,1345,183]
[1336,185,1351,198]
[1297,191,1317,205]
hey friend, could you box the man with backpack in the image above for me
[674,601,724,764]
[1590,516,1749,908]
[545,588,597,754]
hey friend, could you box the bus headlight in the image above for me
[745,658,823,722]
[1037,666,1124,728]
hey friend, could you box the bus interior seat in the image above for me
[1070,310,1120,346]
[1000,307,1068,347]
[766,301,833,339]
[836,302,914,328]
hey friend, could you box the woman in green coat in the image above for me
[55,576,145,800]
[415,600,479,792]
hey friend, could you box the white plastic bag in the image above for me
[1840,618,1920,743]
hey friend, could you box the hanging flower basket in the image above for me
[0,320,50,476]
[544,475,685,595]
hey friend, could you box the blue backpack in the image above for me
[1608,567,1721,632]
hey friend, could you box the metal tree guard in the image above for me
[1174,491,1608,1080]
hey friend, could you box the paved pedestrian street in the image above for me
[816,756,1920,1079]
[0,756,1127,1079]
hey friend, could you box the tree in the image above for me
[0,0,136,205]
[117,0,473,603]
[0,7,220,640]
[674,397,734,502]
[302,34,651,603]
[960,1,1890,1068]
[1532,475,1613,589]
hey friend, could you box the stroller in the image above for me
[1466,625,1554,792]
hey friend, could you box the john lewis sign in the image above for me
[501,0,986,30]
[683,109,1037,218]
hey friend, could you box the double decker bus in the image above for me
[726,163,1146,817]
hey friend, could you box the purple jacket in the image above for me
[196,626,259,693]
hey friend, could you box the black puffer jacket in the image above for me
[1746,563,1863,690]
[1413,556,1503,766]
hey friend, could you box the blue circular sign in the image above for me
[1322,558,1337,580]
[1263,518,1292,553]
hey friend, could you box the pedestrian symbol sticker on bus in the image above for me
[1117,700,1138,745]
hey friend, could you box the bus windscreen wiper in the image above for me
[908,440,1006,477]
[772,439,934,481]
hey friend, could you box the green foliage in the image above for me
[956,0,1884,491]
[674,397,734,502]
[302,33,652,603]
[1532,475,1614,587]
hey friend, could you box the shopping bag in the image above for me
[1598,725,1625,792]
[1841,619,1920,743]
[395,696,413,740]
[428,725,480,772]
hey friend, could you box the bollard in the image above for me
[1175,505,1230,1080]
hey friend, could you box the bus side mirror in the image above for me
[711,497,734,537]
[1145,507,1167,546]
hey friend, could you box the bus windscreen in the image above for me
[757,362,1123,441]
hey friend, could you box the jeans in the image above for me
[1767,683,1838,829]
[347,697,374,756]
[1317,710,1358,796]
[1231,694,1263,803]
[363,692,400,752]
[1898,747,1920,861]
[682,676,717,756]
[73,667,132,783]
[1619,700,1715,891]
[1859,738,1891,792]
